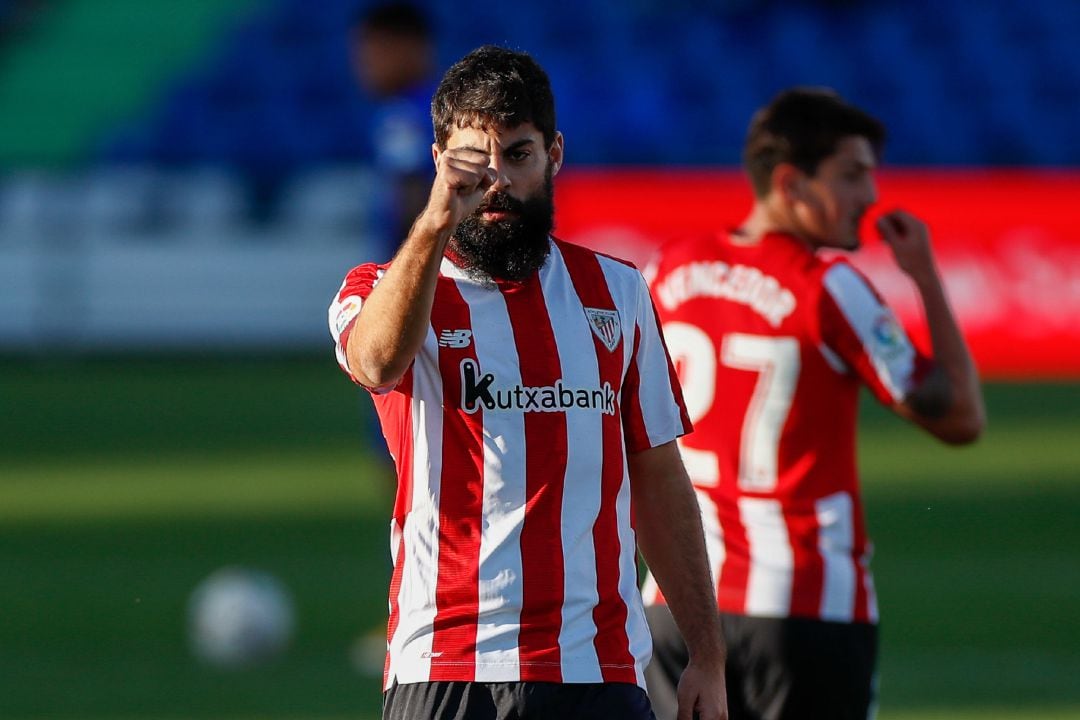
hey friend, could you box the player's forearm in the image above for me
[347,218,451,387]
[909,264,986,443]
[630,443,726,668]
[638,496,726,668]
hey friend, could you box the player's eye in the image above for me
[508,150,530,162]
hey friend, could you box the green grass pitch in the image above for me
[1,356,1078,719]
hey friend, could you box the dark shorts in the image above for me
[383,680,655,720]
[645,604,878,720]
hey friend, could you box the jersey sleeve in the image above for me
[327,262,399,393]
[818,261,931,405]
[621,271,693,452]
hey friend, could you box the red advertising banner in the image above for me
[555,169,1080,379]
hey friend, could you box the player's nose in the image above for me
[487,156,511,192]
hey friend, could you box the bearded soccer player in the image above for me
[641,88,985,720]
[329,46,727,720]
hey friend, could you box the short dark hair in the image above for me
[354,2,431,40]
[431,45,557,150]
[743,87,886,198]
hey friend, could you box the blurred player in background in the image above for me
[349,2,439,466]
[642,88,986,719]
[330,46,727,720]
[350,1,437,262]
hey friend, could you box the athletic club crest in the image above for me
[584,307,621,352]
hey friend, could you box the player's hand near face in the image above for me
[877,208,986,443]
[418,147,496,237]
[346,147,494,389]
[876,209,937,284]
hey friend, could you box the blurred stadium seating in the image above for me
[0,0,1078,360]
[1,0,1077,170]
[92,0,1078,169]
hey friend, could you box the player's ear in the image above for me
[548,131,564,176]
[431,143,441,165]
[773,163,805,203]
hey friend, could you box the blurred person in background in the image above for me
[330,45,727,720]
[641,87,985,719]
[350,1,438,262]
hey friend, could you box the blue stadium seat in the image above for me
[96,0,1080,170]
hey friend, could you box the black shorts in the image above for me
[645,604,878,720]
[383,680,656,720]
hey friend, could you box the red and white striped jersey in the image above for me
[641,231,930,625]
[329,238,690,689]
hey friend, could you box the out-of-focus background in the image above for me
[1,1,1078,719]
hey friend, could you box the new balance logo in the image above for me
[438,329,473,348]
[460,359,615,415]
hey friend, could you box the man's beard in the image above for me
[449,169,554,282]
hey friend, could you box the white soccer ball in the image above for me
[187,566,295,669]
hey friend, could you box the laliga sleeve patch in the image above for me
[871,311,909,360]
[333,295,364,336]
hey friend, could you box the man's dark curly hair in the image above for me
[431,45,557,150]
[744,87,886,198]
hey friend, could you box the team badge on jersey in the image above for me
[584,307,621,352]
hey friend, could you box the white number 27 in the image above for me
[665,323,799,491]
